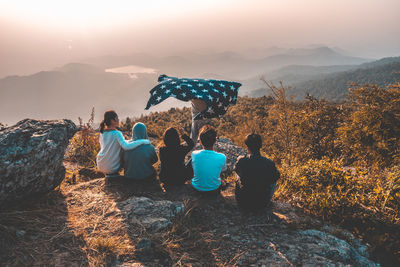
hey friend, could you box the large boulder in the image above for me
[0,119,77,206]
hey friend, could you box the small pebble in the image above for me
[136,238,151,249]
[223,234,231,239]
[16,230,26,238]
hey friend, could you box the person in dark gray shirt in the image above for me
[234,133,280,212]
[122,123,158,180]
[159,127,194,186]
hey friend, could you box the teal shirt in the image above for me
[191,149,227,191]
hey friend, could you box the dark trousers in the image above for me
[235,182,276,212]
[161,160,193,186]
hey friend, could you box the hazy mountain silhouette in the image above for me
[82,46,370,80]
[0,63,162,125]
[240,64,358,95]
[0,47,374,125]
[291,59,400,100]
[246,57,400,100]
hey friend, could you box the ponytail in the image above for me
[100,121,106,133]
[100,110,118,133]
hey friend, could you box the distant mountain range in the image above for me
[0,64,162,125]
[246,57,400,100]
[291,58,400,100]
[82,46,371,80]
[2,46,397,125]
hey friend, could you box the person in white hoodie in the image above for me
[96,110,150,177]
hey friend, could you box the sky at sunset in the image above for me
[1,0,399,77]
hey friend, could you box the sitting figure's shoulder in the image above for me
[213,150,227,159]
[261,156,276,166]
[220,153,227,160]
[191,149,202,156]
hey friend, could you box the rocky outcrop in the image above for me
[118,196,185,233]
[0,119,77,205]
[235,228,377,266]
[214,138,247,172]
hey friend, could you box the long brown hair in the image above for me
[99,110,118,133]
[161,127,180,148]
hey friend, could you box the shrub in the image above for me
[337,82,400,168]
[66,108,100,167]
[276,158,400,221]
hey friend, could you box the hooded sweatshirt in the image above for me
[122,123,158,179]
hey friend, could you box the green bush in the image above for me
[66,108,100,167]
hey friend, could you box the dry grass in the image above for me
[0,168,238,266]
[0,190,88,266]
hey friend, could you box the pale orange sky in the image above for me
[1,0,399,77]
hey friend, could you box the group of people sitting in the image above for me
[96,110,280,212]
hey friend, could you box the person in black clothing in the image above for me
[159,127,194,186]
[234,133,280,212]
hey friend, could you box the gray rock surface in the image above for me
[0,119,77,205]
[214,137,247,172]
[192,138,246,173]
[118,196,184,233]
[243,229,378,266]
[212,201,379,266]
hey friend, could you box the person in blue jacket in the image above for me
[122,122,158,180]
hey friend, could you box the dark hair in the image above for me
[163,127,180,148]
[100,110,118,133]
[244,133,262,152]
[199,125,217,148]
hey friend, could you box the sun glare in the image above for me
[0,0,229,29]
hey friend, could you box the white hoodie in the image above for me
[96,130,149,174]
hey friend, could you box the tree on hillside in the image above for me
[261,79,300,165]
[214,96,274,146]
[120,117,133,133]
[337,82,400,167]
[296,94,342,160]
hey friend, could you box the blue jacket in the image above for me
[122,123,158,179]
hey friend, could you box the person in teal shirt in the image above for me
[191,125,227,194]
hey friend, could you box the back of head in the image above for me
[163,127,180,148]
[100,110,118,133]
[199,125,217,148]
[245,133,262,153]
[132,122,148,140]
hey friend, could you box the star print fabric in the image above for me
[145,75,241,119]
